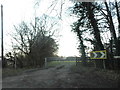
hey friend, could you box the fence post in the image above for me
[76,57,78,66]
[45,58,47,68]
[103,60,106,69]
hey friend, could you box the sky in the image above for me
[0,0,80,57]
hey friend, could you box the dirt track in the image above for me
[2,64,118,88]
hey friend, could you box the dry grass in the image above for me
[2,68,27,78]
[73,63,120,82]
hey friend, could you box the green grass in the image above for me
[46,61,64,67]
[46,61,76,67]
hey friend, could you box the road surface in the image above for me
[2,63,118,88]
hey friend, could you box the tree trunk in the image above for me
[104,2,117,41]
[84,2,104,50]
[2,57,7,68]
[104,1,120,54]
[105,1,120,69]
[77,28,87,66]
[83,2,104,68]
[115,0,120,56]
[115,0,120,38]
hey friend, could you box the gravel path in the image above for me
[2,63,118,88]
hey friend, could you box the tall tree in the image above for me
[114,0,120,58]
[104,1,120,57]
[71,19,87,65]
[11,15,58,68]
[72,2,105,68]
[115,0,120,38]
[83,2,104,50]
[104,1,117,40]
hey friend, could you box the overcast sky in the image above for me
[0,0,80,57]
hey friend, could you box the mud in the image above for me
[2,63,118,88]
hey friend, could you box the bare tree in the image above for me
[11,15,58,68]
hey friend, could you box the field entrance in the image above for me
[44,57,82,68]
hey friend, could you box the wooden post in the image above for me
[103,60,106,69]
[45,58,47,68]
[14,53,17,69]
[76,57,77,66]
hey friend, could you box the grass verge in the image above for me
[2,68,35,78]
[70,62,120,81]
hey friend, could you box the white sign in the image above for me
[90,50,107,59]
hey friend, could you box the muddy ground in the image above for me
[2,63,119,88]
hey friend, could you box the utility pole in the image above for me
[1,5,4,67]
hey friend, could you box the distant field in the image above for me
[46,60,95,67]
[46,61,76,67]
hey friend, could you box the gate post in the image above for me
[45,58,47,68]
